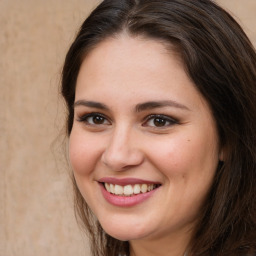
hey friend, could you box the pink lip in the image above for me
[98,181,161,207]
[98,177,161,186]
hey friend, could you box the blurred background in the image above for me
[1,1,255,255]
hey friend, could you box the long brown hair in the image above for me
[61,0,256,255]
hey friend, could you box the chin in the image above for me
[99,217,151,241]
[105,229,146,242]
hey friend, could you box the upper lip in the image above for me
[98,177,161,186]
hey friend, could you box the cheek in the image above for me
[69,130,102,206]
[146,132,219,178]
[69,130,100,176]
[146,136,194,172]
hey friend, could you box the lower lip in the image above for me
[99,183,159,207]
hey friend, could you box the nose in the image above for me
[101,126,144,171]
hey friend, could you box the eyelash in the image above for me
[77,112,111,125]
[143,114,178,128]
[77,113,178,128]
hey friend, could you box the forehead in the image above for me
[75,34,210,116]
[76,34,185,92]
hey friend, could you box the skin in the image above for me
[69,34,223,256]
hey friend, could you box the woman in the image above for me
[61,0,256,255]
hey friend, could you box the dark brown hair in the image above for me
[61,0,256,255]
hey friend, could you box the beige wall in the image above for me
[1,1,255,256]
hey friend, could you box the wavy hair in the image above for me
[61,0,256,255]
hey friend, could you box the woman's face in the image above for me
[69,35,222,243]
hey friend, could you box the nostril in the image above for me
[101,146,144,171]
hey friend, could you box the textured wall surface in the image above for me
[1,1,255,256]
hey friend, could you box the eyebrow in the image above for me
[135,100,190,112]
[73,100,109,110]
[73,100,190,112]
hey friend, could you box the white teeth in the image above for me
[133,184,141,194]
[124,185,133,196]
[147,184,153,191]
[104,183,158,196]
[105,183,110,192]
[115,184,123,195]
[141,184,147,193]
[110,184,115,194]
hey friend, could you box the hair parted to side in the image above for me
[61,0,256,255]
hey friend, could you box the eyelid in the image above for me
[77,112,111,125]
[76,112,178,129]
[142,114,178,127]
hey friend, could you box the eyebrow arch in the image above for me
[73,99,190,112]
[135,100,190,112]
[73,100,109,110]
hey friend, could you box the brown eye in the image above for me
[143,114,177,128]
[153,117,167,127]
[78,113,111,125]
[93,115,105,124]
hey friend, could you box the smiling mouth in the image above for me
[103,183,161,196]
